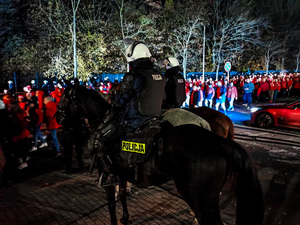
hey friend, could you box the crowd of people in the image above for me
[1,40,300,186]
[0,76,123,184]
[184,72,300,113]
[0,80,65,184]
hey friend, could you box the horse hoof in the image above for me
[119,217,131,225]
[192,218,199,225]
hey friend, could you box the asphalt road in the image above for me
[234,124,300,225]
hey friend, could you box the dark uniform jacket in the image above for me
[116,58,166,130]
[163,66,186,108]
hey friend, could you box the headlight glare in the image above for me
[250,107,261,113]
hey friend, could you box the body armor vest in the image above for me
[138,70,166,116]
[164,66,186,107]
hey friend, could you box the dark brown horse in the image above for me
[56,85,264,225]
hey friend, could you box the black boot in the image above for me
[99,155,119,187]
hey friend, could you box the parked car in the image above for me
[250,99,300,129]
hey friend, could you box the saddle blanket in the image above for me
[162,108,211,131]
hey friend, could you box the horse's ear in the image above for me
[63,78,71,87]
[74,78,80,86]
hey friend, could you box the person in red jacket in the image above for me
[260,77,269,102]
[226,82,238,111]
[287,77,294,97]
[268,78,275,103]
[293,76,300,97]
[54,83,64,104]
[35,90,44,109]
[28,102,48,152]
[17,95,26,110]
[2,90,12,109]
[44,96,61,155]
[273,78,281,102]
[189,84,200,109]
[280,77,288,98]
[8,102,31,169]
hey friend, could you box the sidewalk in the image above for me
[0,163,197,224]
[0,131,198,225]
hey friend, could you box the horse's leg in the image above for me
[192,198,223,225]
[173,175,224,225]
[105,186,118,225]
[119,178,130,224]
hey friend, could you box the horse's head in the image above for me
[56,82,112,127]
[56,85,79,125]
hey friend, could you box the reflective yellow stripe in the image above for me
[121,141,146,154]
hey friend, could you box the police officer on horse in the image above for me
[162,57,186,109]
[92,41,166,187]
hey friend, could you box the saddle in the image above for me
[118,118,166,169]
[117,108,211,169]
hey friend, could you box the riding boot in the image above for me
[99,155,119,187]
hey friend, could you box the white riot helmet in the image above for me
[8,80,13,84]
[125,41,151,62]
[167,57,180,67]
[31,80,35,84]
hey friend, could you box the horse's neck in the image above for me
[79,91,111,128]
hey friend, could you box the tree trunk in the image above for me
[296,50,300,72]
[265,50,270,76]
[183,49,187,79]
[216,41,223,81]
[216,63,220,81]
[266,59,269,76]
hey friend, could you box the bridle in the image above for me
[56,86,78,123]
[57,86,108,129]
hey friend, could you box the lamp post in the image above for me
[14,72,18,92]
[71,0,80,79]
[202,25,206,82]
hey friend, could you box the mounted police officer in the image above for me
[162,57,186,109]
[92,41,166,187]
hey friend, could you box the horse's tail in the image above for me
[226,117,235,140]
[229,142,264,225]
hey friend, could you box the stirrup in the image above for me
[101,173,120,187]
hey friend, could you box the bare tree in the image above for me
[263,37,286,75]
[296,48,300,72]
[207,0,267,79]
[113,0,160,72]
[114,0,156,50]
[172,18,203,78]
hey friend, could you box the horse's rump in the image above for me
[189,107,235,140]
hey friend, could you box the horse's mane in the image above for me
[74,85,111,119]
